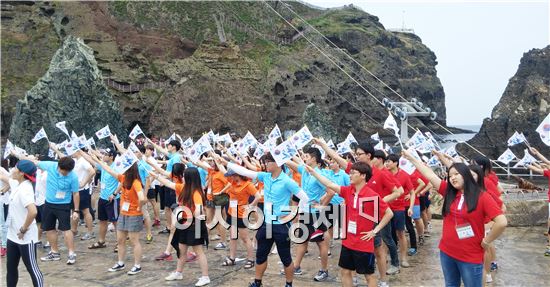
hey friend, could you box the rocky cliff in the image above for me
[461,46,550,158]
[2,1,448,145]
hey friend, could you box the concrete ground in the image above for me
[1,216,549,286]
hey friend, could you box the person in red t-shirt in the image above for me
[306,161,393,287]
[403,150,507,287]
[526,147,550,256]
[385,153,414,268]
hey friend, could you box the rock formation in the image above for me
[8,36,125,155]
[461,46,550,159]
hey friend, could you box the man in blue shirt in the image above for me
[223,153,309,287]
[17,155,81,265]
[79,149,120,251]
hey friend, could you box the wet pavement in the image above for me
[2,217,549,286]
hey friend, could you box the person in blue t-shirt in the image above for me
[79,149,119,251]
[15,153,80,265]
[219,152,309,287]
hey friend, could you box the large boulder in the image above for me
[8,35,125,154]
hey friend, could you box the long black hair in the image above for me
[171,163,185,181]
[473,156,492,176]
[468,164,485,189]
[179,167,206,209]
[442,163,481,216]
[123,163,141,190]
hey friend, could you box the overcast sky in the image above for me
[303,0,549,126]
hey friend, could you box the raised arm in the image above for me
[402,150,442,191]
[89,151,119,179]
[110,135,127,154]
[304,165,341,194]
[150,172,176,190]
[144,156,170,177]
[227,162,258,180]
[146,138,169,156]
[48,142,65,159]
[432,150,453,168]
[526,163,545,175]
[312,138,348,169]
[530,147,550,165]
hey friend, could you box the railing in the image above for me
[222,15,308,45]
[491,159,542,180]
[103,78,169,93]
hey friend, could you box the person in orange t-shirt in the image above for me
[222,169,261,269]
[92,159,146,275]
[154,167,210,285]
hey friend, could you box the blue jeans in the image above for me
[440,251,483,287]
[375,223,399,266]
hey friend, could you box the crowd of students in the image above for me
[2,133,550,287]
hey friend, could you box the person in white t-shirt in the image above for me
[35,169,48,246]
[0,165,11,257]
[0,160,44,287]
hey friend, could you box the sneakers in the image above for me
[386,265,400,275]
[67,253,77,265]
[127,265,142,275]
[81,232,96,241]
[248,282,262,287]
[419,235,425,245]
[165,271,183,281]
[280,266,302,275]
[408,248,417,256]
[378,281,390,287]
[195,276,211,286]
[309,229,324,242]
[158,227,170,234]
[210,234,221,241]
[271,246,278,254]
[490,261,499,271]
[108,223,115,232]
[486,274,493,283]
[214,242,227,250]
[43,241,51,248]
[545,247,550,256]
[313,270,329,281]
[186,252,198,262]
[146,234,153,244]
[155,252,173,261]
[41,251,61,261]
[108,262,125,272]
[352,275,359,287]
[152,219,161,227]
[401,261,411,268]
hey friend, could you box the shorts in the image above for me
[177,223,207,246]
[412,205,421,220]
[164,187,177,209]
[147,188,157,200]
[392,210,406,231]
[205,200,215,208]
[295,212,327,242]
[227,215,246,229]
[338,245,376,275]
[79,189,91,210]
[42,202,71,231]
[117,214,144,232]
[420,195,431,211]
[323,204,342,230]
[256,223,292,267]
[36,205,43,223]
[98,198,119,222]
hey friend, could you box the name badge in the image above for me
[55,191,66,199]
[456,223,475,239]
[122,202,130,212]
[101,183,106,190]
[230,200,238,208]
[348,220,357,234]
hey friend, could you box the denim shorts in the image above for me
[412,205,421,220]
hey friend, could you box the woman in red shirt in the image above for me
[402,150,507,287]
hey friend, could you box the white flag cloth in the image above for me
[424,132,441,150]
[427,155,441,167]
[374,140,384,151]
[31,127,48,143]
[385,144,393,153]
[86,137,96,148]
[383,112,400,138]
[219,133,233,144]
[3,140,13,159]
[128,141,140,153]
[399,148,421,175]
[71,131,78,140]
[13,146,27,156]
[337,141,352,155]
[55,121,70,137]
[406,130,427,149]
[207,130,215,143]
[57,140,68,150]
[345,132,358,145]
[445,145,458,158]
[167,133,176,143]
[238,131,258,154]
[95,125,111,140]
[254,144,266,159]
[188,134,213,163]
[513,149,538,167]
[270,139,298,167]
[415,139,435,154]
[507,131,526,146]
[497,148,516,164]
[113,150,139,174]
[536,113,550,146]
[290,126,313,150]
[64,139,81,156]
[77,134,87,149]
[48,148,55,158]
[129,124,144,140]
[370,133,380,142]
[327,139,336,149]
[311,144,326,159]
[182,137,194,149]
[263,138,278,151]
[268,124,282,140]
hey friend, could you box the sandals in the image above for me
[88,241,106,249]
[221,256,236,266]
[244,259,255,269]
